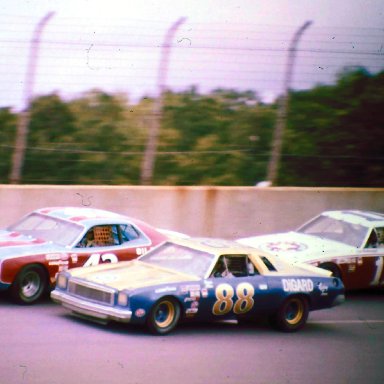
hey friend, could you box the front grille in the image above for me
[68,279,115,305]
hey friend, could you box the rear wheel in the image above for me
[10,264,48,305]
[146,297,180,335]
[270,296,309,332]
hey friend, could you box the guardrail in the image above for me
[1,185,383,238]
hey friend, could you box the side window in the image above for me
[367,227,384,248]
[211,255,258,278]
[119,224,140,243]
[77,225,120,248]
[377,228,384,247]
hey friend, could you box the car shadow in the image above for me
[59,311,345,338]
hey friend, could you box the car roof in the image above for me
[320,210,384,227]
[152,237,331,277]
[33,207,140,226]
[165,237,262,255]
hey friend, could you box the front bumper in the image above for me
[51,290,132,323]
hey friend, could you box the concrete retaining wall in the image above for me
[1,185,383,239]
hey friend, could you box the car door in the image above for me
[68,224,153,269]
[198,254,272,321]
[355,227,384,289]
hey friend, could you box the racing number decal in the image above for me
[213,283,255,316]
[213,284,234,315]
[234,282,255,314]
[371,257,384,286]
[84,253,118,267]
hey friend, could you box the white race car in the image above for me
[238,210,384,290]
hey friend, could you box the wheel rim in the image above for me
[285,298,304,325]
[154,301,175,329]
[21,271,41,298]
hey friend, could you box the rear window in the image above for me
[260,256,277,271]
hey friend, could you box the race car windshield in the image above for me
[297,215,369,248]
[140,243,215,278]
[8,213,83,247]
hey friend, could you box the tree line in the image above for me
[0,68,383,186]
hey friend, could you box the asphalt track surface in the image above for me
[1,290,383,384]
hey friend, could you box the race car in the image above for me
[0,207,171,304]
[237,210,384,290]
[51,237,344,335]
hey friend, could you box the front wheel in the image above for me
[146,297,180,335]
[10,264,48,305]
[269,296,309,332]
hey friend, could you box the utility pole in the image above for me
[9,12,55,184]
[266,20,312,185]
[140,17,186,185]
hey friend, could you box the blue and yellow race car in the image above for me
[51,237,345,335]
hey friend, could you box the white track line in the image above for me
[309,320,384,324]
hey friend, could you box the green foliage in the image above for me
[22,94,78,184]
[280,68,384,187]
[0,108,17,183]
[2,68,383,186]
[68,90,143,184]
[156,88,274,185]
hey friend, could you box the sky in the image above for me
[1,0,383,110]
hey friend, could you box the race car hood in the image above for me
[68,259,200,291]
[238,232,358,263]
[0,230,59,259]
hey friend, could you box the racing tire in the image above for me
[269,295,309,332]
[10,264,48,305]
[318,263,342,280]
[146,297,181,335]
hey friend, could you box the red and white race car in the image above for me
[238,210,384,290]
[0,207,174,304]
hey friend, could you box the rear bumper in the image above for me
[51,290,132,323]
[332,294,345,307]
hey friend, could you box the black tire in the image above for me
[269,296,309,332]
[318,263,342,280]
[10,264,48,305]
[146,297,180,335]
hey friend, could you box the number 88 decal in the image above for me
[213,283,255,315]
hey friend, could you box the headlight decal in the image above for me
[57,274,68,289]
[117,291,129,307]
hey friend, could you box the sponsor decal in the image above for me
[46,253,69,261]
[357,257,363,265]
[258,284,268,290]
[201,288,208,298]
[70,254,78,263]
[204,281,214,289]
[348,264,356,272]
[184,297,195,303]
[317,282,329,296]
[136,247,149,256]
[181,284,201,294]
[155,286,177,294]
[264,241,308,252]
[186,308,198,315]
[135,309,146,318]
[190,290,200,299]
[191,301,199,309]
[48,260,68,267]
[93,274,119,284]
[282,278,314,292]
